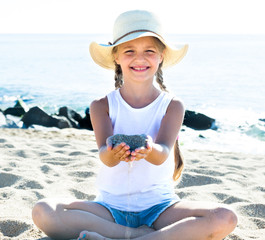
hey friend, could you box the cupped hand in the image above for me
[129,135,153,161]
[106,136,131,162]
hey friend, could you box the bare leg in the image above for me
[77,201,237,240]
[32,198,154,240]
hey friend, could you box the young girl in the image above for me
[32,10,237,240]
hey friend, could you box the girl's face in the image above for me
[114,36,164,84]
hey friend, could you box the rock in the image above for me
[183,110,217,130]
[58,106,82,128]
[198,134,206,138]
[3,99,29,117]
[108,134,147,151]
[21,106,71,129]
[78,107,93,130]
[259,119,265,122]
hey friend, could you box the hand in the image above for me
[129,135,153,161]
[106,136,131,162]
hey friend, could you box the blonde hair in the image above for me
[112,37,184,181]
[173,139,184,181]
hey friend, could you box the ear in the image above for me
[115,58,120,65]
[159,50,165,64]
[113,51,120,65]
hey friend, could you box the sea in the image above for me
[0,34,265,155]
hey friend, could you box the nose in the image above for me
[134,52,146,62]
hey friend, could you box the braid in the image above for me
[114,62,123,89]
[156,62,167,91]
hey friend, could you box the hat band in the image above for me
[112,29,163,45]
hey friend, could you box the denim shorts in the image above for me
[95,199,178,228]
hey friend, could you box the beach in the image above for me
[0,128,264,240]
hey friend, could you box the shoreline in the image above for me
[0,128,264,239]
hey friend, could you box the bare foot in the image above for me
[78,230,107,240]
[77,225,154,240]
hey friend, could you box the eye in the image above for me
[145,49,156,54]
[124,50,134,54]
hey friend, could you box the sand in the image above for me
[0,128,264,240]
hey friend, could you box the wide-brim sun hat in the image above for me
[89,10,188,70]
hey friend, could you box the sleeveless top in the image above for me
[95,89,179,211]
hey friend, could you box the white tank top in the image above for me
[95,89,179,211]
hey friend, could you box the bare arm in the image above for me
[90,97,131,167]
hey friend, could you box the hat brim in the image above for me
[89,32,188,70]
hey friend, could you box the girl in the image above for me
[32,10,237,240]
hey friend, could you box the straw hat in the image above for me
[89,10,188,69]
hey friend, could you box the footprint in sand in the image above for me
[3,143,15,148]
[0,220,31,238]
[33,190,45,200]
[90,149,98,153]
[0,172,20,188]
[189,169,225,177]
[223,196,248,204]
[0,138,7,143]
[177,173,222,189]
[69,151,87,156]
[16,179,44,190]
[70,189,96,200]
[250,217,265,229]
[40,164,52,174]
[212,192,249,204]
[176,191,193,199]
[68,171,95,178]
[15,149,29,158]
[190,159,200,164]
[237,203,265,219]
[212,192,230,201]
[2,168,12,172]
[51,143,71,148]
[42,157,71,166]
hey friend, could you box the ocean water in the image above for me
[0,34,265,154]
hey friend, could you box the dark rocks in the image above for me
[58,106,93,130]
[183,110,217,130]
[20,106,93,130]
[108,134,147,151]
[3,99,29,117]
[21,107,71,129]
[58,106,82,128]
[1,99,218,132]
[78,108,93,130]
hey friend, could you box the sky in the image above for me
[0,0,264,34]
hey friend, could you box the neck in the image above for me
[119,82,161,108]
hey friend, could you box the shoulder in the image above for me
[90,96,109,116]
[167,97,185,115]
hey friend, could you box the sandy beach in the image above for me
[0,128,264,240]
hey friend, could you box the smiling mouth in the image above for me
[131,66,150,71]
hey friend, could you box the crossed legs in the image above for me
[32,198,153,240]
[32,199,237,240]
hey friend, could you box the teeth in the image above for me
[133,67,147,70]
